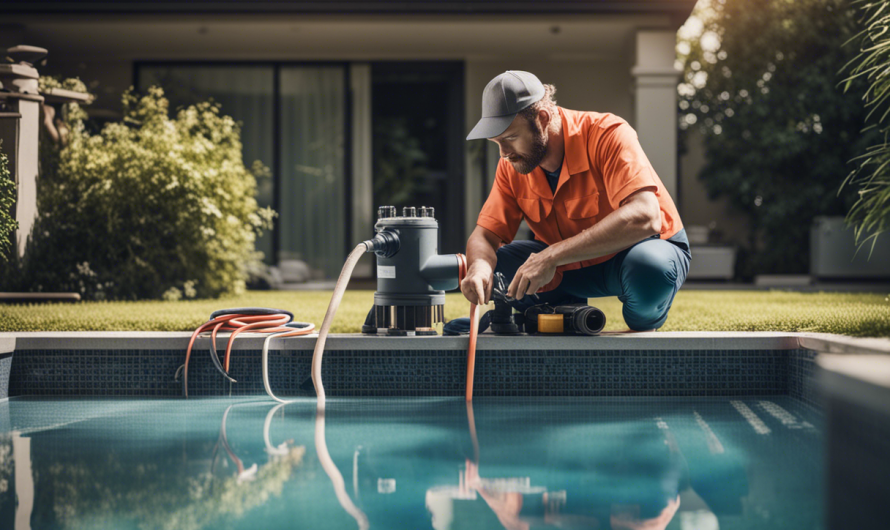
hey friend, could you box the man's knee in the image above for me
[622,243,680,291]
[620,242,682,329]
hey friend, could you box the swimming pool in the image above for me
[0,396,822,529]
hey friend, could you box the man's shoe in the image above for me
[443,311,492,335]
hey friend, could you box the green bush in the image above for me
[677,0,877,277]
[841,0,890,252]
[37,75,89,94]
[21,86,275,300]
[0,146,17,263]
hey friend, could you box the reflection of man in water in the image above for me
[425,415,693,530]
[461,459,680,530]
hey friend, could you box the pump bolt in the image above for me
[402,206,416,217]
[378,205,396,219]
[420,206,435,218]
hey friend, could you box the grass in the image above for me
[2,290,889,337]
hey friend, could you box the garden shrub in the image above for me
[677,0,877,277]
[842,0,890,252]
[37,75,89,94]
[0,146,16,263]
[21,86,275,300]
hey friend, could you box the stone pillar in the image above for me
[350,63,374,277]
[631,30,682,202]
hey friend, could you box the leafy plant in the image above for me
[0,145,17,263]
[677,0,877,277]
[37,75,89,94]
[35,441,305,530]
[21,86,275,300]
[840,0,890,253]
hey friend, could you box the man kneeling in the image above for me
[454,71,690,333]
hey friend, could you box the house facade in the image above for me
[3,0,697,279]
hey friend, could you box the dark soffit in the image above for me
[3,1,698,18]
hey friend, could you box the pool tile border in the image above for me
[2,331,888,401]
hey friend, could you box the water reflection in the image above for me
[424,403,692,530]
[1,401,306,530]
[0,397,821,530]
[314,405,370,530]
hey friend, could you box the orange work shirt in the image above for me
[476,106,683,292]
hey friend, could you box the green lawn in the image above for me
[2,290,889,337]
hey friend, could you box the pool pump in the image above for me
[361,205,466,336]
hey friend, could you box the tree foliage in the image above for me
[0,146,17,263]
[841,0,890,252]
[677,0,877,276]
[17,87,275,300]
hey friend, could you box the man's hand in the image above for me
[507,250,556,300]
[461,261,494,305]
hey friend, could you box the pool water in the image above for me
[0,397,822,530]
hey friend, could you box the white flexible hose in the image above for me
[262,327,315,404]
[316,408,370,530]
[312,243,368,405]
[263,403,290,456]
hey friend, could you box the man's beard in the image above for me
[508,120,548,175]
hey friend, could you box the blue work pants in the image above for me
[495,230,691,330]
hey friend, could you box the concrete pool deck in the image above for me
[4,330,889,353]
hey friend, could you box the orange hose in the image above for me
[456,253,467,283]
[223,314,291,371]
[465,303,481,401]
[183,312,314,398]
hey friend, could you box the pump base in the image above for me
[362,303,446,336]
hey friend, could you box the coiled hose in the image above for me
[186,241,478,406]
[182,309,315,398]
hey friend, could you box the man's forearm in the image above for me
[544,199,660,267]
[466,228,499,274]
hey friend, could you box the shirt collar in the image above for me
[527,107,590,199]
[560,106,590,176]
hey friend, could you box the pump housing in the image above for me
[362,205,464,336]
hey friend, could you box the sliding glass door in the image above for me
[137,63,348,279]
[279,67,346,279]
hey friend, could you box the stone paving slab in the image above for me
[3,331,808,351]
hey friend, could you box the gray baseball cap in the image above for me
[466,70,545,140]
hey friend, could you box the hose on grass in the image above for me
[184,241,366,403]
[182,309,314,398]
[186,242,473,404]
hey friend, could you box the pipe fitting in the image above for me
[364,230,400,258]
[420,254,460,291]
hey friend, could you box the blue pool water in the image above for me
[0,397,822,529]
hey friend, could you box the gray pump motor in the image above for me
[362,206,465,336]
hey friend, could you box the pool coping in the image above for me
[818,353,890,417]
[2,330,889,354]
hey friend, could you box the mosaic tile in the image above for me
[0,353,11,400]
[8,347,798,398]
[788,349,821,410]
